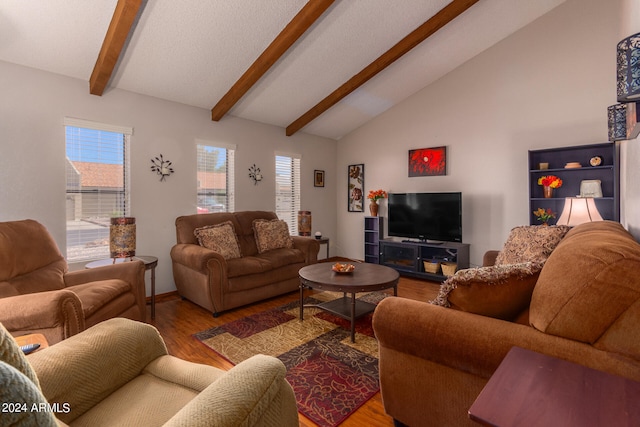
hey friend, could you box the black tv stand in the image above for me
[379,239,470,282]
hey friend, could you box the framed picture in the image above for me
[314,170,325,187]
[409,146,447,177]
[348,164,364,212]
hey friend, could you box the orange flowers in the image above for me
[367,189,387,201]
[533,207,556,223]
[537,175,563,188]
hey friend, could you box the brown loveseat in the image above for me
[373,221,640,427]
[170,211,319,316]
[0,219,146,345]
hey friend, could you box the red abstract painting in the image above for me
[408,146,446,177]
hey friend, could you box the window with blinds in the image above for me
[275,154,301,235]
[196,142,235,214]
[64,118,131,262]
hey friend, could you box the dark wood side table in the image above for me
[468,346,640,426]
[315,237,329,259]
[85,256,158,319]
[299,262,399,342]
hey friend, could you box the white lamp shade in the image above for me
[556,198,603,226]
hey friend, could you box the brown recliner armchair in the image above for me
[0,219,146,344]
[373,221,640,426]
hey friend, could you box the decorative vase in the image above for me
[297,211,312,236]
[369,200,379,217]
[543,186,553,198]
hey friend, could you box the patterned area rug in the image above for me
[193,291,387,427]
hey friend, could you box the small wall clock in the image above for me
[150,154,174,181]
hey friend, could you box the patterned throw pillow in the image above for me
[194,221,242,260]
[495,225,570,265]
[253,219,294,254]
[430,262,544,320]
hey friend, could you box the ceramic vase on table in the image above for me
[369,200,379,217]
[543,186,553,198]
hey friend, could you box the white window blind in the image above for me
[64,119,131,262]
[196,142,235,213]
[275,153,301,235]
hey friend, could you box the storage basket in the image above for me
[423,260,441,274]
[441,262,457,277]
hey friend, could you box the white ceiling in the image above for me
[0,0,565,140]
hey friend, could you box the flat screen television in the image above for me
[388,192,462,242]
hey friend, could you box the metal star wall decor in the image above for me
[150,154,174,182]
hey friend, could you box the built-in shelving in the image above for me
[528,142,619,225]
[364,216,383,264]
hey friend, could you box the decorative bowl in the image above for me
[332,262,355,273]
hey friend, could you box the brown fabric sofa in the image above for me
[170,211,320,316]
[0,219,146,344]
[0,318,299,426]
[373,221,640,427]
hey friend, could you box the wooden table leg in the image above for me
[150,265,156,319]
[299,284,305,321]
[350,292,356,343]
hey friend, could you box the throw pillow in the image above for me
[430,262,544,320]
[495,225,570,265]
[194,221,242,260]
[253,219,294,254]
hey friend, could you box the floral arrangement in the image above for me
[533,207,556,223]
[367,189,388,201]
[537,175,563,188]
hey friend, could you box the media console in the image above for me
[379,239,470,282]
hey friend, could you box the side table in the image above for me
[15,333,49,353]
[468,346,640,426]
[314,237,330,259]
[85,256,158,319]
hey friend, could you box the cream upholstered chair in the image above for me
[1,318,299,426]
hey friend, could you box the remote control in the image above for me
[20,343,40,354]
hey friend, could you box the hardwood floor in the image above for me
[148,273,440,427]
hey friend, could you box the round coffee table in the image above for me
[299,262,399,342]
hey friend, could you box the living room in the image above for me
[2,0,640,425]
[2,0,640,298]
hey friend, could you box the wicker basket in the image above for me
[441,262,457,277]
[423,260,441,274]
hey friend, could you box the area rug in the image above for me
[193,291,387,427]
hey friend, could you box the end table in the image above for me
[85,256,158,319]
[15,333,48,353]
[469,346,640,426]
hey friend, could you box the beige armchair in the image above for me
[0,219,146,344]
[0,319,299,426]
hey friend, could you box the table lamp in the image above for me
[110,217,136,262]
[556,198,603,226]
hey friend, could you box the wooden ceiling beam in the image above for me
[90,0,144,96]
[286,0,480,136]
[211,0,335,121]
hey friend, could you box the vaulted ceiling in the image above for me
[0,0,565,140]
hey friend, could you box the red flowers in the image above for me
[367,189,387,201]
[537,175,563,188]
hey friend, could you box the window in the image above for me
[196,142,235,214]
[64,118,132,262]
[275,153,301,234]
